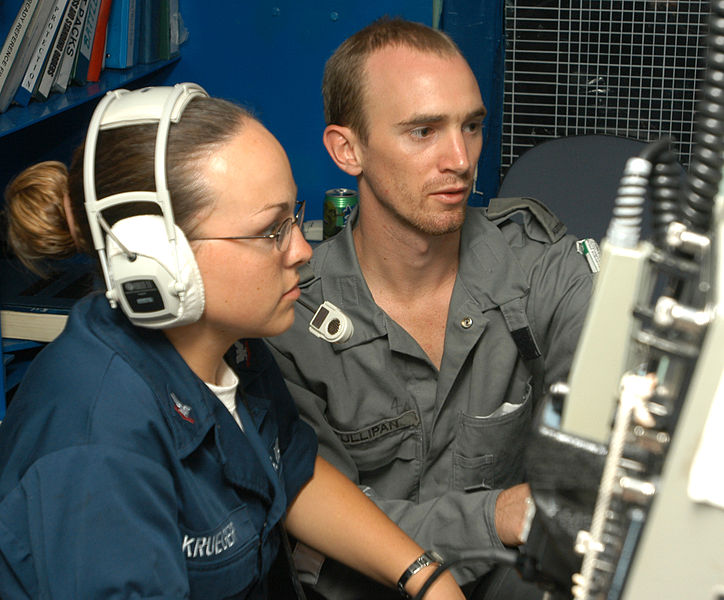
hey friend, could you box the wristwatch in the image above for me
[397,550,445,598]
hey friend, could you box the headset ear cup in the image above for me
[172,225,206,324]
[106,215,205,328]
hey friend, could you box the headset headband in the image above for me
[83,83,209,308]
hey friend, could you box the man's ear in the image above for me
[323,124,363,176]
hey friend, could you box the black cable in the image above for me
[630,136,683,247]
[411,549,519,600]
[635,136,672,162]
[295,297,318,314]
[608,135,683,249]
[649,146,683,247]
[682,0,724,234]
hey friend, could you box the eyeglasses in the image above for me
[192,200,305,252]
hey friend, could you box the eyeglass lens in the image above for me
[276,202,305,251]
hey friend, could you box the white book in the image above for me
[35,0,80,101]
[52,0,88,93]
[14,0,68,106]
[0,0,38,96]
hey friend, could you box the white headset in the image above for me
[83,83,209,329]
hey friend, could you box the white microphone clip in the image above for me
[307,300,354,344]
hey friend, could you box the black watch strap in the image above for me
[397,550,444,597]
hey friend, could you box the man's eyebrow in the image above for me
[396,113,446,128]
[467,107,488,121]
[395,107,487,128]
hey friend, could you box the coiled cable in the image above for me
[649,148,684,246]
[682,0,724,234]
[606,137,681,249]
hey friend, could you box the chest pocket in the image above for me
[182,505,260,598]
[453,378,533,491]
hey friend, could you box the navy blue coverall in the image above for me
[0,293,317,599]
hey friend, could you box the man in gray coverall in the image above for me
[266,17,595,600]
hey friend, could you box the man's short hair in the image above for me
[322,16,462,143]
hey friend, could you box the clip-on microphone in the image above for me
[297,298,354,344]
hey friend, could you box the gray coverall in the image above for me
[266,198,595,598]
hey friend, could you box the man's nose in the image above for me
[439,130,472,174]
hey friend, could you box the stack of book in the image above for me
[0,0,182,114]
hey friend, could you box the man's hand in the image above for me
[494,483,533,546]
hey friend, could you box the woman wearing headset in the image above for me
[0,84,463,600]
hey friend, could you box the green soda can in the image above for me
[323,188,358,239]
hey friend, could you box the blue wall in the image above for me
[167,1,503,220]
